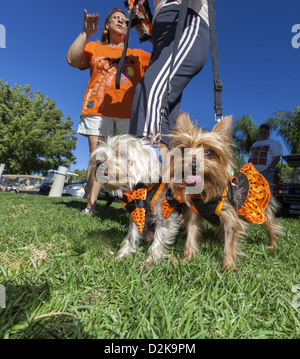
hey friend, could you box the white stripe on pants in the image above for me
[129,4,210,146]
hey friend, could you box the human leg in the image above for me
[129,5,182,140]
[84,135,104,213]
[260,169,275,194]
[129,6,209,147]
[159,10,210,146]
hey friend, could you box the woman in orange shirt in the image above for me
[67,8,151,215]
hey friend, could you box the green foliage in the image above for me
[74,169,87,180]
[0,81,77,175]
[232,107,300,161]
[232,114,259,156]
[232,150,246,172]
[0,193,299,339]
[231,114,259,170]
[267,106,300,154]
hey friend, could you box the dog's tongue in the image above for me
[185,175,203,184]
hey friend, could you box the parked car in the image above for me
[274,154,300,218]
[0,175,45,194]
[36,169,79,196]
[62,178,113,201]
[62,178,86,198]
[36,170,114,201]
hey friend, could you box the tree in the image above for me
[232,114,259,155]
[0,81,77,175]
[74,169,87,180]
[267,106,300,154]
[231,114,259,170]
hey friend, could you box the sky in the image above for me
[0,0,299,173]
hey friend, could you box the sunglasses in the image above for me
[111,14,127,24]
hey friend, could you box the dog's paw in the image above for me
[164,254,179,266]
[267,243,278,251]
[181,251,196,263]
[114,251,131,262]
[141,259,154,270]
[221,263,237,273]
[115,245,136,261]
[181,254,194,263]
[181,257,188,264]
[114,255,122,262]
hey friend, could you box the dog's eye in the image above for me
[119,152,127,159]
[96,160,107,169]
[205,149,214,158]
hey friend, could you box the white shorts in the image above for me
[77,115,130,137]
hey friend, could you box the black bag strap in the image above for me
[208,0,223,122]
[115,0,139,89]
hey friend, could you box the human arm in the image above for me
[125,0,153,43]
[268,140,283,169]
[66,9,99,68]
[267,156,281,170]
[247,146,254,164]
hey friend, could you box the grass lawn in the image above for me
[0,192,299,339]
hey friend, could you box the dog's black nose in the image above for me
[188,161,200,174]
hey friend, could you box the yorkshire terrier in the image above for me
[88,134,181,268]
[164,112,283,272]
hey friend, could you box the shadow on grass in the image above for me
[83,226,128,255]
[54,198,129,222]
[1,280,91,339]
[53,198,226,264]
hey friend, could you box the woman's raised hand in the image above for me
[83,9,100,37]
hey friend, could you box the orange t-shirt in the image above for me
[80,42,151,118]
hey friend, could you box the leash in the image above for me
[115,0,139,89]
[153,0,189,145]
[208,0,223,122]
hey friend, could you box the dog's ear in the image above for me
[212,115,232,138]
[174,112,193,133]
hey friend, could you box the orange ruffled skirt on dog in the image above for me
[187,163,271,226]
[118,163,271,232]
[234,163,271,224]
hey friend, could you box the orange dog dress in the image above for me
[186,163,271,226]
[118,163,271,231]
[118,182,176,233]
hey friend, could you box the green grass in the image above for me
[0,192,299,339]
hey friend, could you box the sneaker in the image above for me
[81,208,96,216]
